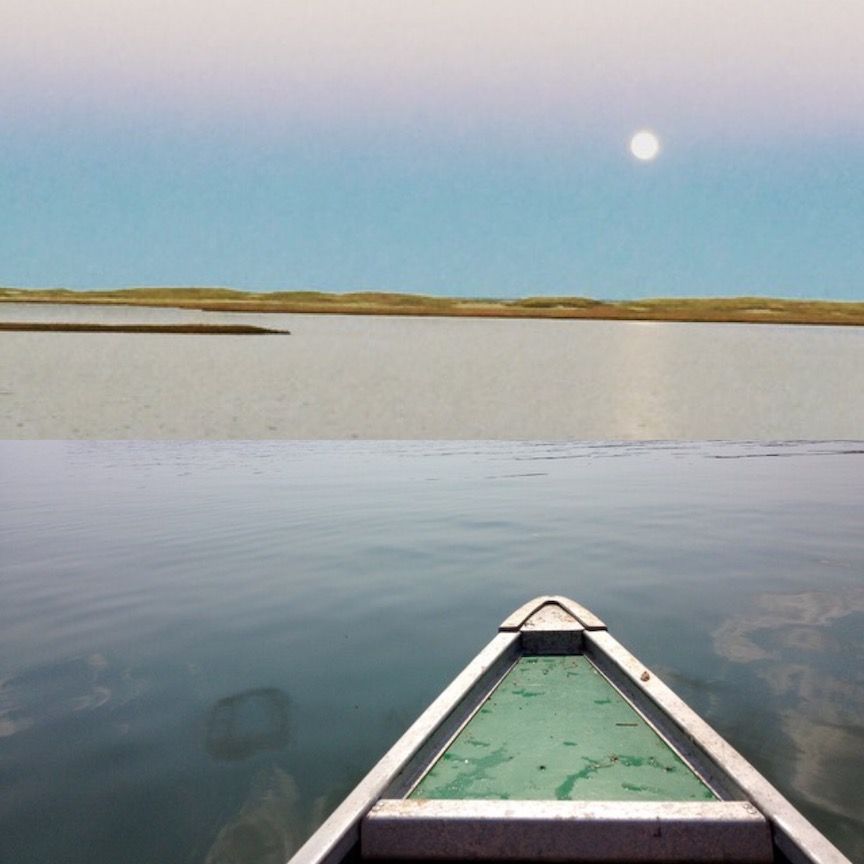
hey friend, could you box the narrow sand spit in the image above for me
[1,312,863,438]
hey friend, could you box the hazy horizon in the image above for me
[2,1,863,299]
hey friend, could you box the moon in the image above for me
[630,130,660,161]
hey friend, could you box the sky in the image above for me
[1,0,863,299]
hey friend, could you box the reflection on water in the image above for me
[206,689,291,762]
[714,588,864,664]
[0,653,146,739]
[0,440,861,863]
[714,588,864,852]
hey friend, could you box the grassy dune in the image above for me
[1,287,863,326]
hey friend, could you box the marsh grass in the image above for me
[2,287,863,326]
[0,322,288,335]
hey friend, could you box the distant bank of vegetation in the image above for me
[2,287,863,327]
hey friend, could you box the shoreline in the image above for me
[2,288,864,327]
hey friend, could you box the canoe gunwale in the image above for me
[584,629,851,864]
[289,631,521,864]
[582,632,740,802]
[288,597,853,864]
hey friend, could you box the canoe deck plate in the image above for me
[411,656,713,803]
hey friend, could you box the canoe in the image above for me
[289,596,851,864]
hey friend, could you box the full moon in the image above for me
[630,130,660,161]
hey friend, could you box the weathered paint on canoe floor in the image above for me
[412,656,715,802]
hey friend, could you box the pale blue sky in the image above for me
[2,1,862,299]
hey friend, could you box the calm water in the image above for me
[1,441,863,863]
[2,303,864,439]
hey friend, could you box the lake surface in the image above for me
[1,440,862,863]
[2,303,864,438]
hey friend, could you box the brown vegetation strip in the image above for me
[0,322,289,335]
[2,288,864,326]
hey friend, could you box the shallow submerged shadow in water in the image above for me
[205,688,290,761]
[204,767,300,864]
[203,768,347,864]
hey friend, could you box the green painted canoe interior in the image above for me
[411,656,715,802]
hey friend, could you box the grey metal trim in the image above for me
[387,654,520,799]
[288,631,521,864]
[288,597,853,864]
[361,799,773,862]
[499,595,606,632]
[584,630,853,864]
[582,648,734,802]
